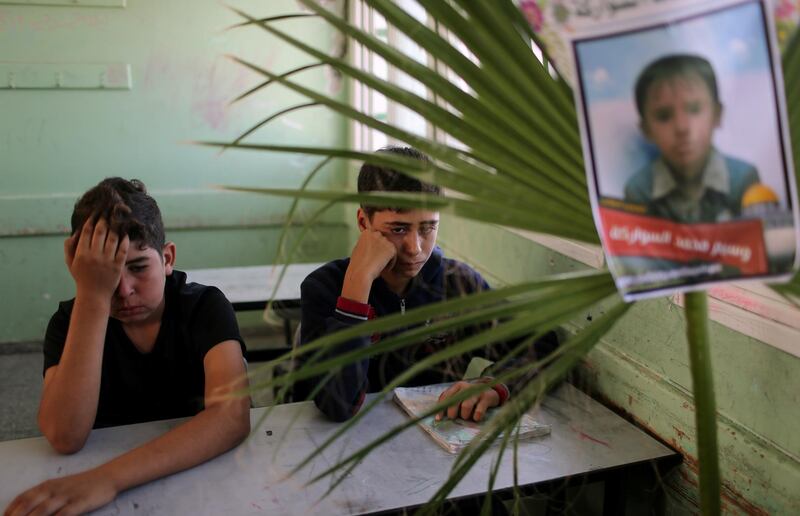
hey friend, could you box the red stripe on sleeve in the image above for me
[492,383,510,406]
[336,296,375,319]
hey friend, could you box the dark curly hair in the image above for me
[70,177,165,253]
[357,146,442,219]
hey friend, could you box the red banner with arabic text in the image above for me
[600,208,768,275]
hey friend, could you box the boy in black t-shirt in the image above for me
[5,178,250,516]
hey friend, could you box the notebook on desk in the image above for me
[393,383,551,454]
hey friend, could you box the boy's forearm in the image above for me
[341,269,372,303]
[96,398,250,493]
[39,295,110,452]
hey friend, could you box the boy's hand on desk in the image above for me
[435,380,500,423]
[4,467,118,516]
[65,218,129,302]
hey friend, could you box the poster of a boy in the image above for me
[571,0,798,299]
[624,54,760,223]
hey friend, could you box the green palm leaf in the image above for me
[773,29,800,300]
[256,1,590,203]
[293,284,622,491]
[212,2,800,514]
[217,185,597,241]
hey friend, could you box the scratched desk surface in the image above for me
[0,384,676,515]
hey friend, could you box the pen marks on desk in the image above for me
[333,493,379,515]
[124,498,161,515]
[105,498,122,515]
[570,424,611,448]
[302,427,336,469]
[404,474,438,496]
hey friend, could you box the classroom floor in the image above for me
[0,345,41,441]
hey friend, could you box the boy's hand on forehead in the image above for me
[64,217,130,301]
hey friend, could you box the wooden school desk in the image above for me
[185,263,324,359]
[0,383,679,515]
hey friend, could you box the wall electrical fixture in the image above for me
[0,0,125,6]
[0,63,131,90]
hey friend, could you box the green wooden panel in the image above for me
[440,218,800,514]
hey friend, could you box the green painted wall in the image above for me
[0,0,352,343]
[439,219,800,515]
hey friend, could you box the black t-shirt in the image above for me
[43,270,245,428]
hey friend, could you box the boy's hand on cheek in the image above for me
[65,218,130,302]
[349,229,397,282]
[4,468,118,516]
[342,230,397,303]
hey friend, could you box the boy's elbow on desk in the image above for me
[234,411,251,444]
[208,397,251,445]
[38,413,90,455]
[42,428,88,455]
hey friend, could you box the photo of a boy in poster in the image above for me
[572,0,799,300]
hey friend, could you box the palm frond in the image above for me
[771,26,800,296]
[212,2,622,508]
[209,142,593,232]
[211,1,789,512]
[219,3,600,242]
[228,102,321,147]
[230,63,325,104]
[247,270,612,391]
[414,0,582,154]
[226,12,317,31]
[305,301,630,510]
[218,185,598,241]
[263,274,617,479]
[420,301,631,515]
[292,0,590,202]
[222,54,595,230]
[271,157,335,266]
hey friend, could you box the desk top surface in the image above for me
[185,263,324,305]
[0,384,676,515]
